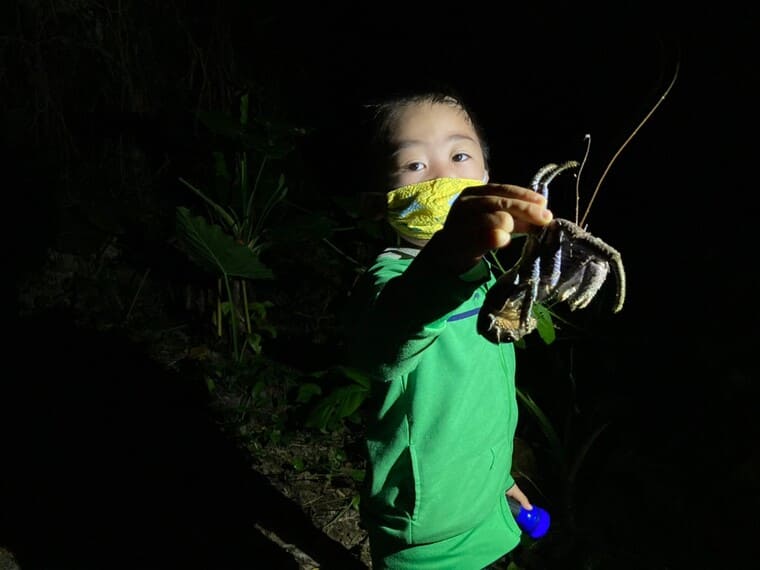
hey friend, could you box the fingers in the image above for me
[506,484,532,510]
[511,202,553,233]
[456,186,553,229]
[483,211,513,249]
[444,210,515,252]
[462,183,547,205]
[489,195,553,225]
[424,182,554,272]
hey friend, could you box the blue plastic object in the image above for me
[507,497,551,539]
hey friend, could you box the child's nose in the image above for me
[428,160,455,180]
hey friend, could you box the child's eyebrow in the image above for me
[446,133,478,144]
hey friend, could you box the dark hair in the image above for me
[367,90,489,161]
[359,85,490,192]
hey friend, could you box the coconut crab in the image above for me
[476,160,626,344]
[476,54,680,344]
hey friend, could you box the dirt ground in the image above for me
[244,427,372,569]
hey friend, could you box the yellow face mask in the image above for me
[386,177,484,241]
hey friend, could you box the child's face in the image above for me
[386,100,488,190]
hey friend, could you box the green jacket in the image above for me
[346,247,522,569]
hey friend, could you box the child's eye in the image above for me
[406,162,425,172]
[452,153,471,163]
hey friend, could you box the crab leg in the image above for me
[530,161,579,295]
[478,160,624,344]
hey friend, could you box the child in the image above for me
[344,89,554,569]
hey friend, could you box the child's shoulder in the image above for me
[365,246,418,281]
[376,246,420,262]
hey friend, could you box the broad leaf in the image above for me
[306,384,369,430]
[175,206,273,280]
[336,365,371,388]
[533,303,556,345]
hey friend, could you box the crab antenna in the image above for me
[579,58,680,228]
[575,134,592,225]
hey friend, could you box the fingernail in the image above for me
[543,209,553,220]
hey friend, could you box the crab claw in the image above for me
[477,274,537,344]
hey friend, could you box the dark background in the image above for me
[3,1,759,568]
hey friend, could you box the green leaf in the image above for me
[296,382,322,404]
[306,384,369,430]
[336,365,371,388]
[533,303,556,345]
[334,385,368,418]
[178,178,237,231]
[175,206,274,280]
[245,332,262,355]
[348,469,365,483]
[305,402,333,431]
[248,174,288,231]
[516,387,565,471]
[252,380,266,399]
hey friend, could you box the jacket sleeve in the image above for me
[344,252,490,379]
